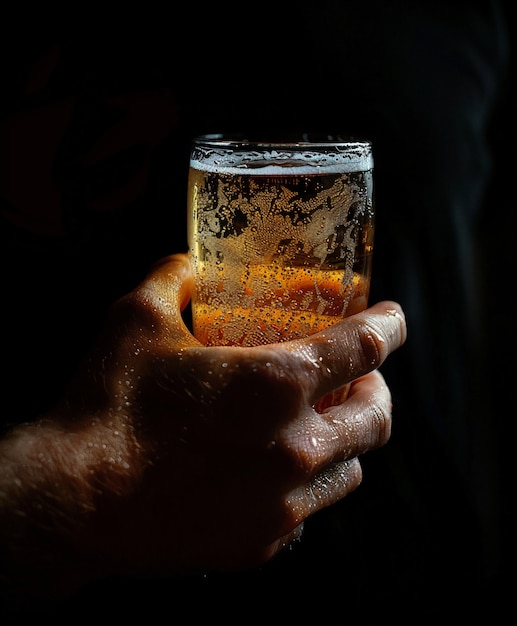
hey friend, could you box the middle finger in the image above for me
[275,370,392,480]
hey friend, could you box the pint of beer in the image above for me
[187,135,374,408]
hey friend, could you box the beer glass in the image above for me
[187,134,374,409]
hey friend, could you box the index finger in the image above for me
[282,301,407,406]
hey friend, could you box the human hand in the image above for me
[0,253,406,604]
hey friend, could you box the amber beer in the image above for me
[188,136,374,407]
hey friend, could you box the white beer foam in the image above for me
[191,144,373,174]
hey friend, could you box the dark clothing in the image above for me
[1,1,514,618]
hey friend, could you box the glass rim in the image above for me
[192,133,372,150]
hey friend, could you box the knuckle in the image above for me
[239,355,306,408]
[111,287,169,331]
[277,502,304,536]
[368,395,392,447]
[355,320,384,368]
[264,494,306,538]
[271,429,322,479]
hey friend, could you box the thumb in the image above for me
[145,253,194,313]
[118,252,199,347]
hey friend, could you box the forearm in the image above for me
[0,412,144,610]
